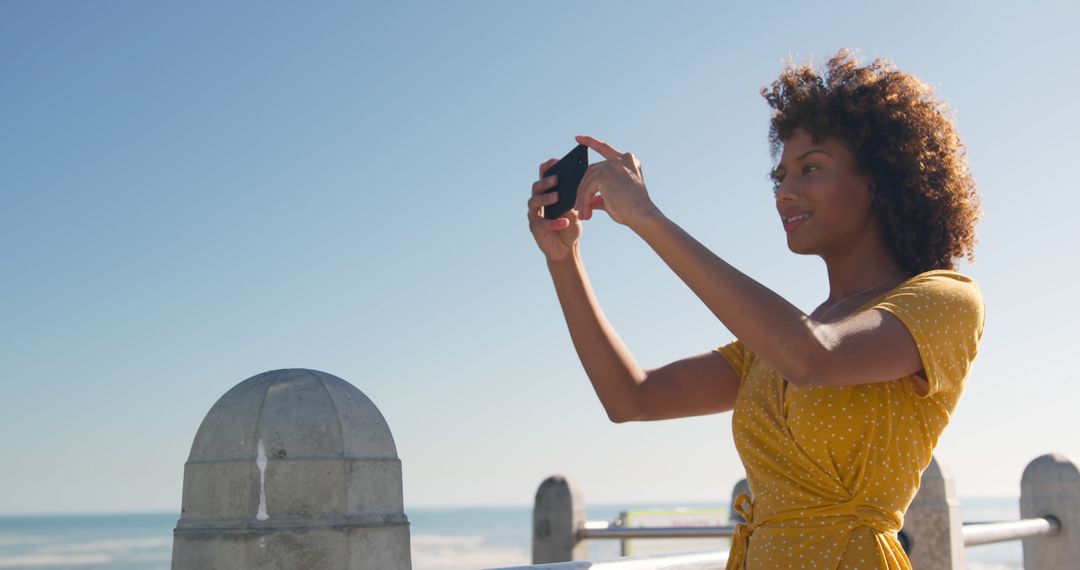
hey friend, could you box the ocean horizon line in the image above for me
[0,494,1022,519]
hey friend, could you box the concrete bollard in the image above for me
[900,455,964,570]
[172,369,410,570]
[1020,453,1080,569]
[532,475,586,563]
[729,478,750,524]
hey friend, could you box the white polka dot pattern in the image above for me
[714,270,985,569]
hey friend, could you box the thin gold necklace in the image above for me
[817,276,899,321]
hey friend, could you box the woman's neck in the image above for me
[821,238,907,302]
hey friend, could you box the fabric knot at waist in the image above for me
[725,492,901,570]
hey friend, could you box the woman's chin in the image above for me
[785,237,814,255]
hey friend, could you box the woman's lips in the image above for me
[782,212,810,232]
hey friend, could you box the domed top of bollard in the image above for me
[188,368,398,462]
[173,369,411,570]
[1022,453,1080,484]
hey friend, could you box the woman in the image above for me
[526,50,983,569]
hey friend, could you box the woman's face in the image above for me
[772,128,878,257]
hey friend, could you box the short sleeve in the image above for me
[714,338,753,380]
[870,271,985,399]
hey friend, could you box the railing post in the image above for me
[533,475,586,563]
[729,478,750,524]
[1020,453,1080,569]
[901,455,964,570]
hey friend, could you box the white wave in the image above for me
[0,536,51,548]
[411,534,486,547]
[60,537,172,553]
[411,533,527,570]
[0,553,110,568]
[123,551,173,563]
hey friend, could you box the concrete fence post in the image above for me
[172,369,411,570]
[900,454,964,570]
[532,475,586,563]
[1020,453,1080,569]
[729,478,751,524]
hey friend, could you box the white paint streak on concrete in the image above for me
[256,439,269,521]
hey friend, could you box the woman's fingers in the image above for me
[545,142,614,222]
[545,217,570,230]
[528,191,559,215]
[575,135,623,161]
[539,158,558,178]
[577,166,602,221]
[589,194,606,211]
[528,208,570,230]
[531,173,558,196]
[574,167,591,220]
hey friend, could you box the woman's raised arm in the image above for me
[570,134,923,389]
[531,158,739,422]
[546,246,740,422]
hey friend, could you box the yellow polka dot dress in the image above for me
[715,270,985,569]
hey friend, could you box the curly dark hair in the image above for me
[761,49,980,275]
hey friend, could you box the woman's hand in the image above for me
[528,157,596,262]
[573,135,662,227]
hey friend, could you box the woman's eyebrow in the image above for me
[777,148,830,171]
[797,148,829,160]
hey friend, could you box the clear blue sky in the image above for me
[2,0,1077,515]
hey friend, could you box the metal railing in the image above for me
[578,521,736,541]
[490,550,728,570]
[494,514,1063,570]
[511,453,1078,570]
[962,515,1061,547]
[574,515,1063,547]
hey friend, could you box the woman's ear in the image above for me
[868,178,881,207]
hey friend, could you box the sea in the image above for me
[0,497,1022,569]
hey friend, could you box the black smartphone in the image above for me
[542,144,589,220]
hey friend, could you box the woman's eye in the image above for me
[769,172,784,193]
[802,164,820,174]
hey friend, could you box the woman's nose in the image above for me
[775,176,799,202]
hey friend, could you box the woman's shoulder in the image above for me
[875,269,985,336]
[873,270,985,400]
[891,269,983,304]
[902,269,978,287]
